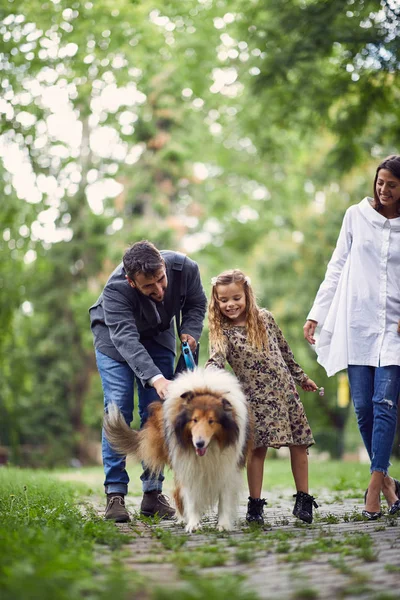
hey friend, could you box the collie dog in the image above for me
[104,368,252,532]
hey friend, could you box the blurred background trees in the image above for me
[1,0,398,466]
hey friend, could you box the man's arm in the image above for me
[103,284,162,386]
[179,258,207,345]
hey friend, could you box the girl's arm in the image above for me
[205,339,228,371]
[205,349,226,370]
[272,316,309,386]
[306,206,353,327]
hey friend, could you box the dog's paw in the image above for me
[175,516,185,526]
[217,521,233,532]
[185,521,200,533]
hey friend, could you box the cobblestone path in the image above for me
[90,489,400,600]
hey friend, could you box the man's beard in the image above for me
[150,289,166,302]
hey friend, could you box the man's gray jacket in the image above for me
[89,251,207,386]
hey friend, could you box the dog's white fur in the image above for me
[104,368,251,532]
[164,368,249,532]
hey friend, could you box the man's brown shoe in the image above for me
[105,494,131,523]
[140,491,175,519]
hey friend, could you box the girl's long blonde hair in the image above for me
[208,269,268,353]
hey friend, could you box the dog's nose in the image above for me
[196,440,205,449]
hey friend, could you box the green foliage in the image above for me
[1,0,398,464]
[235,546,256,563]
[172,544,227,569]
[0,468,142,600]
[292,588,319,600]
[234,0,400,168]
[384,564,400,574]
[154,527,188,551]
[152,572,260,600]
[281,530,377,564]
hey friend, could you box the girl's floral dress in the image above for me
[206,309,315,449]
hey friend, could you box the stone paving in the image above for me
[91,488,400,600]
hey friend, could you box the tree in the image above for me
[233,0,400,168]
[1,0,274,462]
[2,0,394,464]
[0,0,174,461]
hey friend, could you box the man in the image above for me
[89,240,207,522]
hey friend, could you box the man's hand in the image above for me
[303,319,318,345]
[153,376,171,401]
[301,378,318,392]
[180,333,197,353]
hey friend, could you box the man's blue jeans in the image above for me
[348,365,400,475]
[96,341,175,495]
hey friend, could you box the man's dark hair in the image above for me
[123,240,165,280]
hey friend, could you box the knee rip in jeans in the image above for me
[376,378,397,409]
[382,398,394,408]
[377,398,394,409]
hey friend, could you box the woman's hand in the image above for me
[301,378,318,392]
[303,319,318,345]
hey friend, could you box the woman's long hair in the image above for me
[373,155,400,216]
[208,269,268,354]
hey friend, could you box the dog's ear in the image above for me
[222,398,233,411]
[218,400,239,446]
[180,391,194,403]
[174,408,191,447]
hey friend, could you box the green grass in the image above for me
[0,467,142,600]
[384,564,400,573]
[172,544,227,568]
[152,572,259,600]
[53,458,400,495]
[154,527,188,551]
[3,459,398,600]
[235,546,255,563]
[278,531,379,565]
[0,468,264,599]
[292,588,319,600]
[315,512,340,524]
[264,459,371,492]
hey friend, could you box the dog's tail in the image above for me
[103,403,141,459]
[103,402,169,475]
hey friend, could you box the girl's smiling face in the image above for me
[376,169,400,217]
[215,282,247,325]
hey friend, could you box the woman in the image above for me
[304,155,400,519]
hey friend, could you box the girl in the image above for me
[304,155,400,520]
[206,269,319,525]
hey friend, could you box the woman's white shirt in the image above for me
[307,197,400,376]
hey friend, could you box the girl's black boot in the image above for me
[246,496,267,525]
[292,491,318,524]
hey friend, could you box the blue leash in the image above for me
[181,341,196,371]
